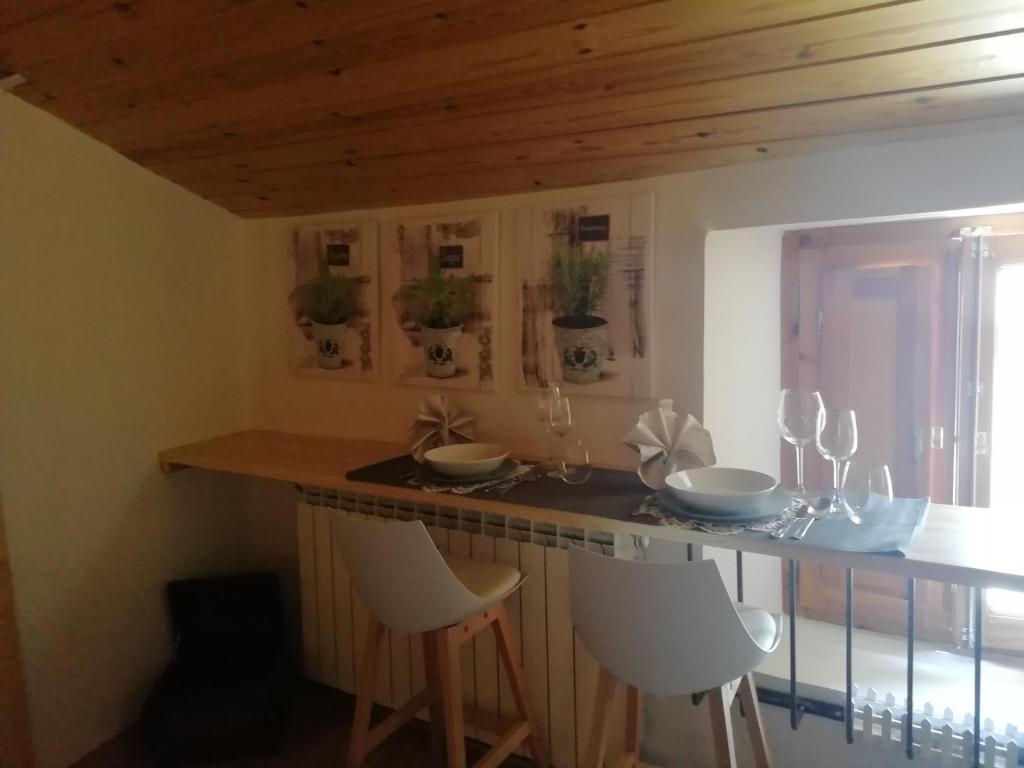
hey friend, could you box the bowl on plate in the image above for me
[424,442,510,478]
[664,467,778,515]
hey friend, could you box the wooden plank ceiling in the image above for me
[4,0,1024,217]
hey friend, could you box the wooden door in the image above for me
[782,226,959,643]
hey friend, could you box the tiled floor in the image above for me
[73,680,529,768]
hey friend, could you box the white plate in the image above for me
[664,467,778,515]
[420,459,519,485]
[424,442,510,478]
[658,491,780,523]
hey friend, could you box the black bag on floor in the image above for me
[140,573,290,765]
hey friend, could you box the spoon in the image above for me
[790,496,830,540]
[771,503,809,539]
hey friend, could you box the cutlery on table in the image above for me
[766,499,803,539]
[457,475,515,494]
[487,465,544,495]
[790,496,830,540]
[771,503,810,539]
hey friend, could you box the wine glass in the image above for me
[559,438,593,485]
[777,389,824,498]
[548,395,573,438]
[842,462,893,525]
[816,408,859,516]
[534,384,560,422]
[534,385,561,468]
[546,395,573,477]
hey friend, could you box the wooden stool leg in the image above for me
[438,626,467,768]
[423,631,447,767]
[493,603,549,768]
[585,666,620,768]
[738,673,771,768]
[347,618,383,768]
[708,685,738,768]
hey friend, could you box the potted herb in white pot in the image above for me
[299,274,355,369]
[403,273,476,378]
[550,242,609,385]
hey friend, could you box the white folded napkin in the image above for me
[622,399,716,489]
[409,395,476,463]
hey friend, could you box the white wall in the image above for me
[0,95,252,766]
[703,228,784,481]
[702,227,785,612]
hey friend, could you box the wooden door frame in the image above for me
[0,503,34,767]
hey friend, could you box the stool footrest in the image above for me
[366,689,430,752]
[463,705,522,737]
[473,719,531,768]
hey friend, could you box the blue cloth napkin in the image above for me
[740,494,930,556]
[658,487,930,556]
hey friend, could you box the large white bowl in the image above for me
[664,467,778,515]
[424,443,510,478]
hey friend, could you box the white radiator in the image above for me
[296,488,642,768]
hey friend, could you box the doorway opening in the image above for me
[781,213,1024,655]
[976,237,1024,644]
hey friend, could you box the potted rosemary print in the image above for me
[403,273,476,378]
[549,242,609,384]
[299,274,355,369]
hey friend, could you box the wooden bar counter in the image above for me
[159,430,1024,591]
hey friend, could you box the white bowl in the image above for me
[664,467,778,515]
[424,443,510,478]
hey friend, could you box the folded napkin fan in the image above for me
[410,395,476,463]
[622,399,716,489]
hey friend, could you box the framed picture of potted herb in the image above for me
[401,273,476,378]
[290,222,380,378]
[515,192,653,397]
[382,213,497,390]
[299,273,355,368]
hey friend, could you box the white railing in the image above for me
[855,688,1020,767]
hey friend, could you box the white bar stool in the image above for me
[333,515,548,768]
[569,546,782,768]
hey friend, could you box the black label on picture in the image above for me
[439,244,464,269]
[577,214,610,242]
[326,243,350,266]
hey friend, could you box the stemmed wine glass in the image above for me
[777,389,824,499]
[547,395,574,477]
[533,385,561,469]
[559,437,593,485]
[816,408,859,516]
[842,462,892,525]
